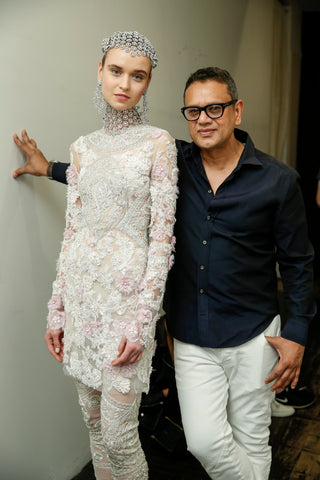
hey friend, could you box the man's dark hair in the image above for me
[183,67,238,102]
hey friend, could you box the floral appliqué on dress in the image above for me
[47,126,178,394]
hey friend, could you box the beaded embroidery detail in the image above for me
[47,125,178,395]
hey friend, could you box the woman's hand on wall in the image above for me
[12,129,49,178]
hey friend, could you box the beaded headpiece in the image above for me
[101,31,158,69]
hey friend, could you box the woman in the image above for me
[14,31,177,480]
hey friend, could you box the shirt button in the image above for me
[206,215,211,221]
[202,240,207,245]
[208,189,212,194]
[200,265,205,270]
[200,289,204,294]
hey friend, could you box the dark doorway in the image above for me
[296,11,320,280]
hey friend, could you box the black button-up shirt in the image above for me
[164,129,316,348]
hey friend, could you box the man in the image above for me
[13,67,316,479]
[164,67,315,479]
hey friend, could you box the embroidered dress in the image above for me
[47,123,177,395]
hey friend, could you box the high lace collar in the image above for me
[103,104,142,136]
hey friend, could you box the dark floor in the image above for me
[268,289,320,480]
[73,291,320,480]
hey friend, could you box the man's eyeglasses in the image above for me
[181,100,237,121]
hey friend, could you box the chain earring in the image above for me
[93,79,107,114]
[140,89,149,124]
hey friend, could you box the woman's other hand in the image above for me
[112,335,144,367]
[44,328,64,363]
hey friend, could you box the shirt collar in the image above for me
[180,128,263,170]
[234,129,262,168]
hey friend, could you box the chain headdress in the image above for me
[101,31,158,68]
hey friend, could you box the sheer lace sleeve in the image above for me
[135,131,178,348]
[47,145,82,330]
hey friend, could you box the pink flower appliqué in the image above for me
[115,273,135,296]
[66,164,78,185]
[125,322,139,343]
[104,363,120,380]
[152,162,169,180]
[164,207,175,222]
[84,320,102,337]
[116,317,130,335]
[48,295,63,311]
[137,308,153,325]
[49,310,66,329]
[64,228,74,240]
[150,129,162,139]
[152,230,167,242]
[121,364,137,379]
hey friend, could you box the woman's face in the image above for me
[97,47,152,111]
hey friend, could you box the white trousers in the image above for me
[174,315,280,480]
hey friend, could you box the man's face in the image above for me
[184,79,243,151]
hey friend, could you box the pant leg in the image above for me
[74,379,112,480]
[174,339,255,480]
[226,315,281,480]
[174,316,280,480]
[100,377,148,480]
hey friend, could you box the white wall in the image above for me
[0,0,274,478]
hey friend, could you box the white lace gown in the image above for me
[47,125,178,395]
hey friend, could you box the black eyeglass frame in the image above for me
[181,99,237,121]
